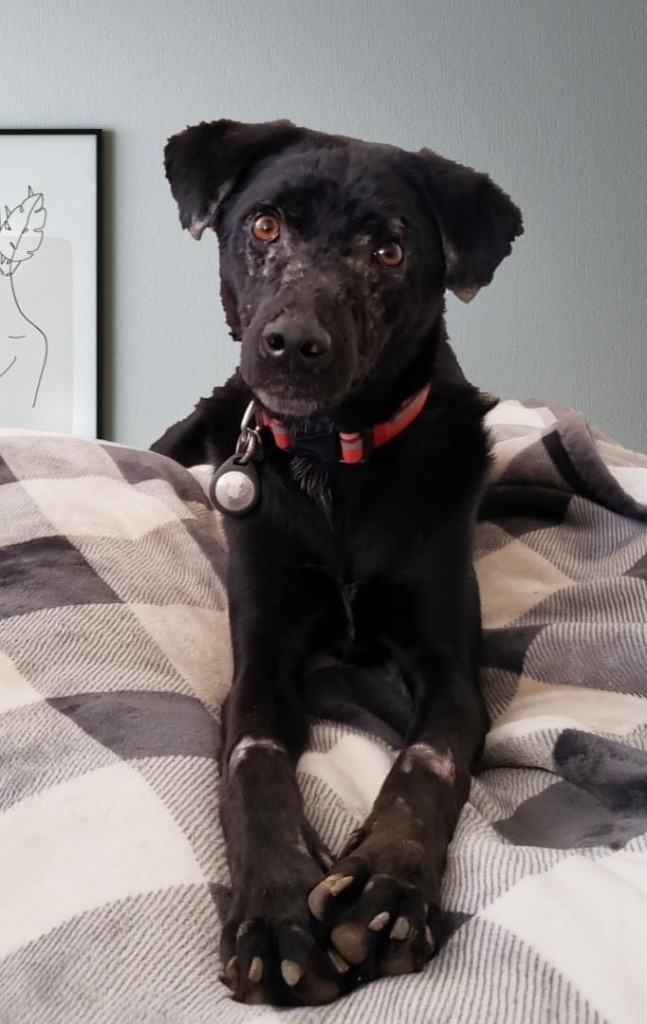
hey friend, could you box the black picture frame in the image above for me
[0,129,102,437]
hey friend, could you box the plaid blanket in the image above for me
[0,401,646,1024]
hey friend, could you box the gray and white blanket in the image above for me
[0,400,646,1024]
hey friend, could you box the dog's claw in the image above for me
[223,955,239,990]
[390,915,412,941]
[308,885,329,922]
[248,956,264,984]
[368,910,391,932]
[281,959,305,988]
[330,874,354,896]
[308,873,346,921]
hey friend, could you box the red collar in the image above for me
[257,384,431,464]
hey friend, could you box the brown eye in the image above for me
[375,241,404,268]
[251,213,281,243]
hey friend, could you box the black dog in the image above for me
[153,119,522,1006]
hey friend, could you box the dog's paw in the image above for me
[307,851,440,979]
[220,917,343,1005]
[220,865,348,1006]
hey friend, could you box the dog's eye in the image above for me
[251,213,281,243]
[374,241,404,268]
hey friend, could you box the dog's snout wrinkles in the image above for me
[260,316,332,366]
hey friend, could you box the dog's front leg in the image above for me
[308,657,487,982]
[218,552,349,1006]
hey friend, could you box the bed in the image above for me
[1,399,646,1024]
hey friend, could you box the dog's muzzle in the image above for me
[242,319,353,415]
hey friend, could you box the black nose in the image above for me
[260,316,332,365]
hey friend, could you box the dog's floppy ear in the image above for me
[164,118,302,239]
[417,150,523,302]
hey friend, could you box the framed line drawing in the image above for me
[0,129,101,436]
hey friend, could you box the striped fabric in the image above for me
[0,400,646,1024]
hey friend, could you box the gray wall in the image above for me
[3,0,646,450]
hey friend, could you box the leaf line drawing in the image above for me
[0,186,49,407]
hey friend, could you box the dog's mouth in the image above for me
[252,389,324,418]
[241,341,355,419]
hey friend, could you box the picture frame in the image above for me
[0,129,102,437]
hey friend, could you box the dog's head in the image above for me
[165,119,522,417]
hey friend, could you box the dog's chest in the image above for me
[287,447,455,580]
